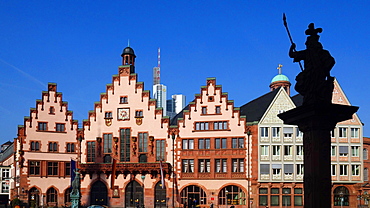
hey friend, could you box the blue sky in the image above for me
[0,1,369,142]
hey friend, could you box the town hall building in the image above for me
[4,46,365,208]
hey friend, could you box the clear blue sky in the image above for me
[0,1,369,142]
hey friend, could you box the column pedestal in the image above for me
[278,103,358,208]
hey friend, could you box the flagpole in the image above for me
[172,133,176,208]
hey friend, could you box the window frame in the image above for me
[198,138,210,149]
[260,127,269,138]
[47,161,59,176]
[272,145,280,156]
[232,158,244,173]
[182,159,194,173]
[56,123,65,132]
[340,164,348,176]
[120,96,128,104]
[103,134,113,153]
[48,142,58,152]
[352,146,360,157]
[198,159,211,173]
[339,127,348,138]
[182,139,194,150]
[261,145,269,156]
[38,122,47,131]
[87,141,96,162]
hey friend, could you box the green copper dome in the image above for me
[271,74,290,83]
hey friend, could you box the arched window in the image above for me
[365,168,368,182]
[218,185,246,205]
[333,186,349,206]
[47,187,58,205]
[180,185,207,206]
[28,187,40,207]
[64,188,71,207]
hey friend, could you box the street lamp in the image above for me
[172,133,176,208]
[141,174,146,208]
[246,130,251,208]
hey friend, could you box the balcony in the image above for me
[78,162,172,178]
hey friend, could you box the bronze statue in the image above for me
[71,169,80,195]
[284,14,335,105]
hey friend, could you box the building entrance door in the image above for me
[90,181,108,206]
[125,181,143,208]
[154,182,166,208]
[28,187,40,208]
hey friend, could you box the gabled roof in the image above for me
[239,88,280,123]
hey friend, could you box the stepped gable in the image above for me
[18,83,77,135]
[16,82,78,167]
[173,77,247,132]
[83,63,169,131]
[239,87,280,124]
[80,46,170,166]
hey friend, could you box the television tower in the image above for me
[153,48,160,85]
[152,48,167,115]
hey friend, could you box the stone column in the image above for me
[278,103,358,208]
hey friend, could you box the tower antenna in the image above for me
[158,48,161,68]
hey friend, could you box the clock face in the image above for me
[118,108,130,120]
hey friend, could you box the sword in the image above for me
[283,13,304,71]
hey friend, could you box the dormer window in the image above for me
[120,96,128,104]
